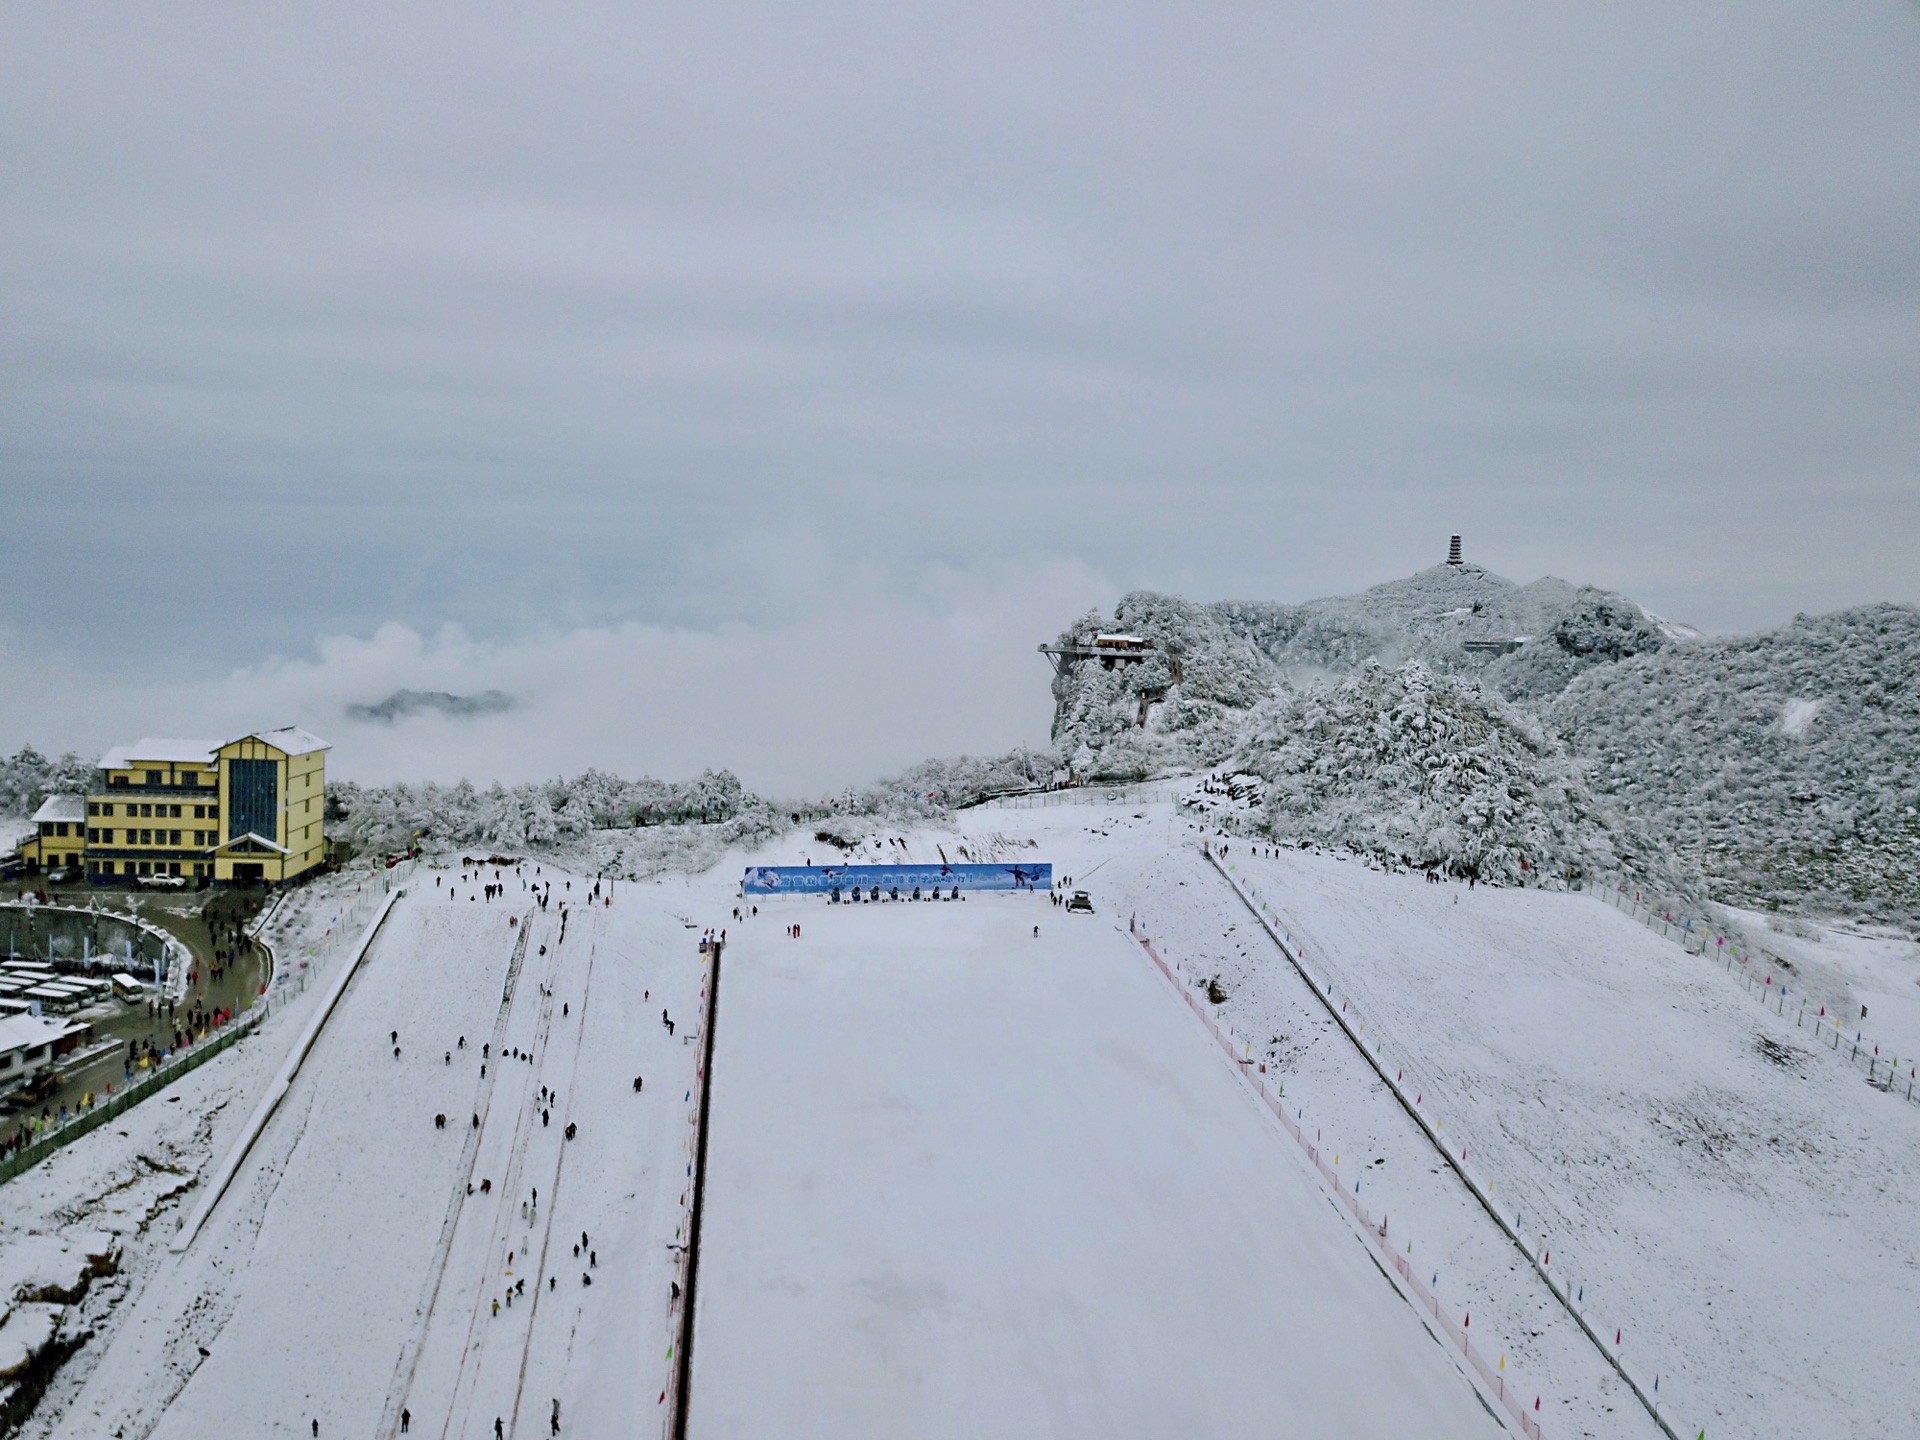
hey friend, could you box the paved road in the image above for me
[3,885,271,1135]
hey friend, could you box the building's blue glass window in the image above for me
[228,759,278,841]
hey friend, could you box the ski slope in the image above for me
[932,798,1919,1440]
[15,798,1912,1440]
[34,867,714,1440]
[688,895,1505,1439]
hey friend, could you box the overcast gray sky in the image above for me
[3,2,1917,792]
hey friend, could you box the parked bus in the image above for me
[3,964,56,983]
[64,976,114,1004]
[22,985,84,1015]
[112,973,145,1002]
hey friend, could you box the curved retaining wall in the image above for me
[0,901,190,980]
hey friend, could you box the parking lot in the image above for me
[2,884,272,1130]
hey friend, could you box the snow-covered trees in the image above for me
[327,766,770,857]
[1045,569,1669,777]
[0,747,96,819]
[1234,662,1632,884]
[1552,603,1920,920]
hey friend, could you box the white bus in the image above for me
[22,985,84,1015]
[112,973,145,1002]
[3,964,56,983]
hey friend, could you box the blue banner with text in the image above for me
[742,862,1051,897]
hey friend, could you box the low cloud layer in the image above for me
[0,558,1107,796]
[344,689,518,724]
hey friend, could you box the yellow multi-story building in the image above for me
[18,727,330,887]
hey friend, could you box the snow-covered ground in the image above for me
[9,800,1915,1438]
[1200,847,1920,1440]
[690,894,1504,1439]
[1712,902,1920,1065]
[8,860,728,1439]
[945,800,1919,1440]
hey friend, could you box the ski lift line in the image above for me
[379,909,538,1440]
[1130,920,1550,1440]
[428,918,558,1440]
[1202,845,1687,1440]
[505,909,609,1438]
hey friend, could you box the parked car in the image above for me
[46,866,82,885]
[134,872,188,891]
[1067,891,1094,913]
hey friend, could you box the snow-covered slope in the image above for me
[1552,603,1920,923]
[21,864,715,1440]
[693,899,1506,1439]
[947,801,1920,1440]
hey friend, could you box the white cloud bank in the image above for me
[0,559,1108,798]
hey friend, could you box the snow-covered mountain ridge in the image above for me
[1050,568,1920,923]
[1552,603,1920,920]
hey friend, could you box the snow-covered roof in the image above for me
[98,739,218,769]
[229,726,330,757]
[0,1012,87,1056]
[95,728,330,769]
[31,794,87,824]
[215,831,292,856]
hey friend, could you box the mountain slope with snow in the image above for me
[1047,569,1919,923]
[1551,603,1920,922]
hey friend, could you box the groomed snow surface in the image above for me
[690,898,1503,1439]
[10,800,1916,1439]
[11,866,713,1439]
[950,799,1918,1440]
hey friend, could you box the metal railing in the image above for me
[0,1008,261,1185]
[1597,877,1918,1107]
